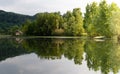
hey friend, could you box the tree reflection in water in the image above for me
[84,39,120,74]
[0,38,120,74]
[22,38,84,65]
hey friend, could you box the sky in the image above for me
[0,0,120,15]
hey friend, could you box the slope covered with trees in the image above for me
[0,10,34,34]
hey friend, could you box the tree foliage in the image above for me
[83,2,98,36]
[95,0,112,37]
[22,8,84,36]
[109,3,120,36]
[0,10,33,34]
[22,12,64,36]
[0,0,119,38]
[83,0,120,38]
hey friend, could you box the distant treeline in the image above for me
[22,0,120,38]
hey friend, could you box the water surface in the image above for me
[0,38,120,74]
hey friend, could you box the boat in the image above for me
[94,36,105,39]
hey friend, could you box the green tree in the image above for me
[63,11,75,35]
[22,12,63,36]
[109,3,120,38]
[63,8,84,36]
[83,2,98,37]
[72,8,84,36]
[22,20,33,35]
[95,0,112,37]
[35,13,54,35]
[84,0,120,38]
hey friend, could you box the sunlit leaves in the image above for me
[84,0,120,38]
[83,2,98,37]
[63,8,84,36]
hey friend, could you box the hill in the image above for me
[0,10,34,34]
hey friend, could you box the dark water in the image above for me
[0,37,120,74]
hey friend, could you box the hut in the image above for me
[15,30,23,36]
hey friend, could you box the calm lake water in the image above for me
[0,37,120,74]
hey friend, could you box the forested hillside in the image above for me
[0,10,34,34]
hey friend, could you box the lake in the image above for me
[0,37,120,74]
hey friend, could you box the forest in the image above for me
[0,10,34,34]
[0,0,120,38]
[21,0,120,38]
